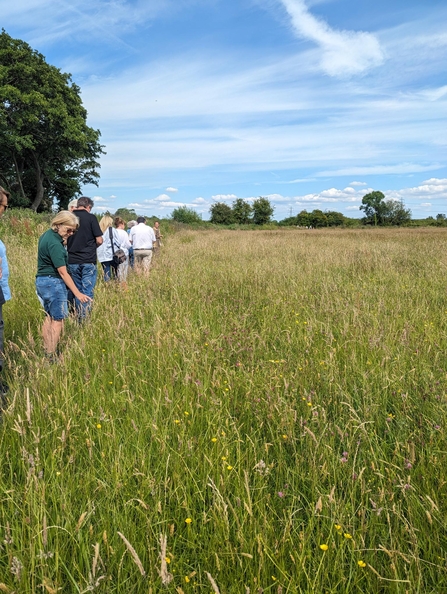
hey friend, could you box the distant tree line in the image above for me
[209,197,274,225]
[172,191,413,228]
[278,209,346,228]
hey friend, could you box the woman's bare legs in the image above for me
[42,316,64,354]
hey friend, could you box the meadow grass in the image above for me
[0,223,447,592]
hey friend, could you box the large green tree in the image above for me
[210,201,234,225]
[252,197,274,225]
[0,30,104,211]
[360,191,411,226]
[232,198,252,224]
[171,206,202,224]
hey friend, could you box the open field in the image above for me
[1,224,447,592]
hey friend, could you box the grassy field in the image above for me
[1,223,447,592]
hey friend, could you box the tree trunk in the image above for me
[12,153,27,203]
[30,152,44,211]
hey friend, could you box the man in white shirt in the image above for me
[129,216,156,273]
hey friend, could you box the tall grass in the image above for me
[0,223,446,592]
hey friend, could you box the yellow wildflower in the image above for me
[334,524,342,531]
[344,533,352,539]
[319,544,328,551]
[96,423,101,429]
[185,518,192,524]
[358,560,366,568]
[211,437,217,442]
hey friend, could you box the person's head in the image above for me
[114,216,125,229]
[99,215,114,233]
[127,220,137,229]
[154,221,159,229]
[68,198,78,212]
[51,210,79,241]
[137,216,146,224]
[77,196,94,211]
[0,187,9,218]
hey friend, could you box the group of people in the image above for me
[0,193,163,377]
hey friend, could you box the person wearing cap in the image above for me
[0,187,11,400]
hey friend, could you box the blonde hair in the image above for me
[0,186,10,200]
[99,215,114,233]
[51,211,79,231]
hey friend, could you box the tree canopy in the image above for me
[252,197,274,225]
[0,30,104,211]
[171,206,202,224]
[210,202,234,225]
[360,191,411,226]
[232,198,252,224]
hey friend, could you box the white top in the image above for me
[115,228,132,255]
[129,223,156,249]
[97,228,121,263]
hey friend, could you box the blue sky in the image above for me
[3,0,447,219]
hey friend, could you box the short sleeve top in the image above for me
[36,229,68,278]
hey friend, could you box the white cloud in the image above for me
[266,193,289,203]
[421,203,432,207]
[422,178,447,187]
[211,194,237,201]
[280,0,384,76]
[193,197,207,204]
[92,196,107,202]
[165,187,178,192]
[349,181,367,187]
[154,194,172,202]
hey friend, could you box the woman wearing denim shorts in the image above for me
[36,211,92,361]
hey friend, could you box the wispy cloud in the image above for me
[279,0,384,76]
[316,164,444,178]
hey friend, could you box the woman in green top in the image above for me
[36,211,92,361]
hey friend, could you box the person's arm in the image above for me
[91,216,104,246]
[57,266,92,303]
[119,231,131,250]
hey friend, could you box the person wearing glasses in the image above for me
[0,187,11,397]
[36,211,92,362]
